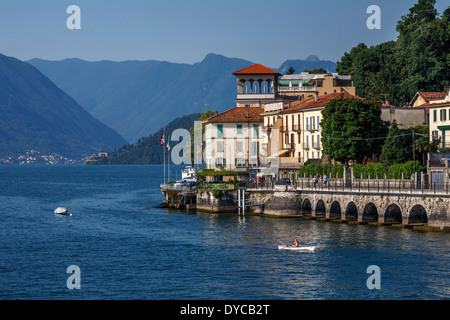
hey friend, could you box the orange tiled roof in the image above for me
[278,92,362,114]
[418,91,446,101]
[203,107,264,123]
[232,64,280,75]
[411,91,447,107]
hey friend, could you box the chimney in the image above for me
[315,93,318,102]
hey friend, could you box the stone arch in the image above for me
[384,204,402,224]
[329,201,341,219]
[315,199,326,217]
[301,198,312,216]
[408,204,428,224]
[345,201,358,220]
[362,202,379,222]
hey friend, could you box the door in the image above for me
[431,171,444,190]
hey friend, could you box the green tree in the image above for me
[304,67,327,74]
[336,42,406,106]
[320,95,388,165]
[379,120,410,164]
[285,66,295,75]
[336,0,449,106]
[396,0,450,100]
[413,124,440,165]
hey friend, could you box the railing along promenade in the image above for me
[246,178,450,195]
[162,179,450,195]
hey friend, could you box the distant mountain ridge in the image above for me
[277,55,337,75]
[0,53,127,158]
[29,54,337,143]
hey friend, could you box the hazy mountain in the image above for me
[29,54,336,143]
[0,54,127,158]
[94,112,202,165]
[277,55,337,74]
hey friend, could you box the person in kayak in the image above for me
[291,239,300,247]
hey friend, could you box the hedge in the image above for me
[299,161,425,180]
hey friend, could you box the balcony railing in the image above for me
[305,125,318,132]
[278,86,318,92]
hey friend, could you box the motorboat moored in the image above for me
[54,207,72,216]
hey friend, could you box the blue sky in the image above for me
[0,0,448,67]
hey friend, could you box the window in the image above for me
[306,135,309,148]
[251,142,258,156]
[306,117,309,130]
[217,124,223,138]
[312,151,315,158]
[236,141,243,153]
[217,141,223,152]
[441,109,447,122]
[317,116,320,130]
[433,110,437,122]
[292,115,294,130]
[215,158,225,168]
[432,130,439,140]
[310,117,314,130]
[237,124,242,134]
[317,134,320,147]
[306,151,309,160]
[253,124,259,138]
[311,135,315,148]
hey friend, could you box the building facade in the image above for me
[278,72,355,98]
[203,107,265,171]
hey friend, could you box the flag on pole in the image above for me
[160,134,165,146]
[166,141,171,151]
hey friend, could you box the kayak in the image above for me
[278,245,315,251]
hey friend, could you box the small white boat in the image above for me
[182,166,197,179]
[54,207,72,216]
[278,245,315,251]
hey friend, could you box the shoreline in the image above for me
[157,202,450,233]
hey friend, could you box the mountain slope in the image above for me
[0,54,127,158]
[277,55,337,74]
[99,112,202,164]
[29,54,336,143]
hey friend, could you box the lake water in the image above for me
[0,164,448,300]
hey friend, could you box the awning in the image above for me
[437,126,450,130]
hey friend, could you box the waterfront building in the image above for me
[203,107,265,171]
[263,92,361,181]
[278,72,355,98]
[233,64,283,108]
[380,105,428,128]
[410,91,447,108]
[426,88,450,152]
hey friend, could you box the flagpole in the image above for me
[163,127,166,186]
[168,140,171,183]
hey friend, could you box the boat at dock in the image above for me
[161,166,197,196]
[181,166,197,179]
